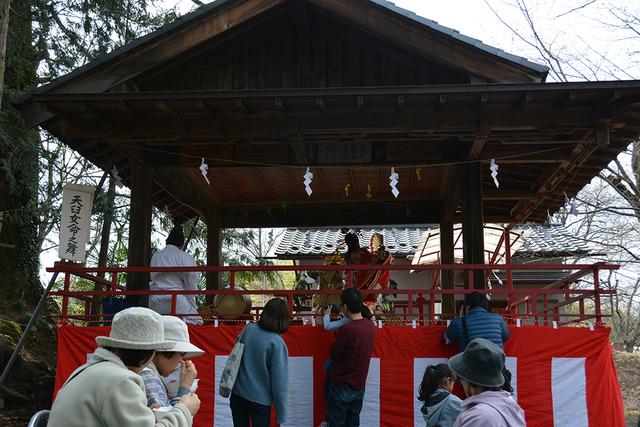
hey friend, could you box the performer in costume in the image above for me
[343,232,393,305]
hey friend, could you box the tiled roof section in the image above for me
[275,224,591,258]
[371,0,548,75]
[515,224,591,256]
[276,227,426,257]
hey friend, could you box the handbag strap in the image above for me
[61,360,107,390]
[237,323,253,344]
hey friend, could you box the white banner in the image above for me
[58,184,95,262]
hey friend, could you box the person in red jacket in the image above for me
[326,288,375,427]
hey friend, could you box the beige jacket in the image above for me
[48,347,193,427]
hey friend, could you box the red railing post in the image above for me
[170,293,177,316]
[593,266,602,324]
[287,294,294,315]
[44,262,618,325]
[111,271,118,291]
[408,292,414,321]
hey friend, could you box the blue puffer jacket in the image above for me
[445,308,510,351]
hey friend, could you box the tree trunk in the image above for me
[0,0,10,107]
[0,0,41,308]
[90,178,116,317]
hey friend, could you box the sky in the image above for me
[40,0,640,280]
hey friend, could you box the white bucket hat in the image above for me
[161,316,204,359]
[96,307,173,351]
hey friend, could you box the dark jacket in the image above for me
[445,308,510,351]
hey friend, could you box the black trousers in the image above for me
[230,393,271,427]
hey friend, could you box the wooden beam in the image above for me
[57,109,601,139]
[315,97,327,114]
[514,93,533,110]
[596,121,610,148]
[234,99,254,114]
[220,202,440,227]
[290,142,308,163]
[274,97,288,114]
[476,93,489,110]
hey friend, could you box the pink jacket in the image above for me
[453,391,525,427]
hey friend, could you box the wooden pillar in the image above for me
[440,219,455,316]
[462,163,485,289]
[127,164,153,306]
[206,210,222,295]
[439,140,462,314]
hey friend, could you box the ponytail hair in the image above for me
[418,363,456,401]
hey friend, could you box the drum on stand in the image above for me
[209,289,253,319]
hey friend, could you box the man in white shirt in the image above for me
[149,226,203,325]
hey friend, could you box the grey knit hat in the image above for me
[96,307,173,350]
[161,316,204,359]
[448,338,505,388]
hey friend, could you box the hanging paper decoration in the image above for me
[565,193,578,215]
[344,184,351,198]
[389,168,399,198]
[490,158,500,188]
[304,231,311,247]
[492,270,504,286]
[544,211,551,239]
[199,158,210,185]
[366,184,373,200]
[111,165,124,188]
[239,180,247,193]
[570,202,578,215]
[415,167,422,181]
[303,167,314,197]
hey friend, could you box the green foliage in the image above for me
[0,1,42,306]
[32,0,179,80]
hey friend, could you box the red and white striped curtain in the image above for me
[55,324,624,427]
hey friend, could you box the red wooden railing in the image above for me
[46,262,617,327]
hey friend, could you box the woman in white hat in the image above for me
[141,316,204,408]
[48,307,200,427]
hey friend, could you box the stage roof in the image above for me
[14,0,640,227]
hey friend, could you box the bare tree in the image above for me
[486,0,640,349]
